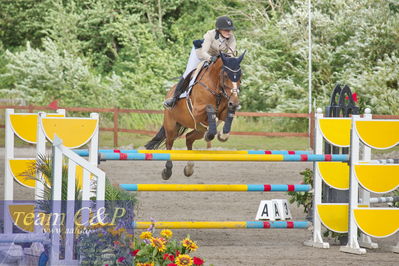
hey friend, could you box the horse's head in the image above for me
[219,51,246,111]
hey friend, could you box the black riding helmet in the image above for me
[215,16,235,31]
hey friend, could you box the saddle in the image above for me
[178,61,209,99]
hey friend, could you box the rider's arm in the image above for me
[196,30,214,61]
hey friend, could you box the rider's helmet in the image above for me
[215,16,235,31]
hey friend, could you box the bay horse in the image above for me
[145,52,246,179]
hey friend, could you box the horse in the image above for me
[145,51,246,179]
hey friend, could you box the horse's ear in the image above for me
[238,50,246,64]
[220,52,227,64]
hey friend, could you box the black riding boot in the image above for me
[163,77,185,109]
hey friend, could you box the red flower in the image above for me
[167,264,178,266]
[352,93,358,103]
[130,249,140,256]
[345,93,358,103]
[163,253,170,260]
[193,257,204,265]
[175,250,180,256]
[168,254,175,261]
[117,257,126,262]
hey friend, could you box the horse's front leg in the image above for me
[184,130,205,177]
[204,105,217,142]
[218,107,236,142]
[162,159,173,180]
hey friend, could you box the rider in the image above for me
[163,16,237,109]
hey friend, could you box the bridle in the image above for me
[220,65,241,99]
[197,60,241,111]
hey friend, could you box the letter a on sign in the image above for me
[255,200,274,221]
[272,199,292,220]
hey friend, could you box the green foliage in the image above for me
[1,0,399,129]
[23,153,136,203]
[0,0,48,48]
[288,167,348,242]
[288,168,313,213]
[237,0,399,114]
[23,154,80,202]
[0,38,114,107]
[104,178,137,202]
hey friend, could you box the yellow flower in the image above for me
[150,237,166,252]
[140,231,152,239]
[181,238,198,251]
[160,229,173,239]
[136,263,154,266]
[118,227,126,233]
[175,254,193,266]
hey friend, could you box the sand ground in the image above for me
[1,148,398,266]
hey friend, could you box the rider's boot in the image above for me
[163,77,185,109]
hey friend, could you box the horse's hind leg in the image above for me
[184,129,205,177]
[162,118,178,180]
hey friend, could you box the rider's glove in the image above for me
[209,56,218,63]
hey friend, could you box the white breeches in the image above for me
[183,46,201,78]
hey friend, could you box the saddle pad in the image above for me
[178,61,207,99]
[179,91,188,99]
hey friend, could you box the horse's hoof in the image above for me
[162,168,172,180]
[184,166,194,177]
[217,131,229,142]
[165,160,173,169]
[204,131,215,142]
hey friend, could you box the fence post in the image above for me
[309,112,315,150]
[113,107,119,147]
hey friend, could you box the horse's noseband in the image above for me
[196,61,241,112]
[220,68,241,100]
[231,87,240,95]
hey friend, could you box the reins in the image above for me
[194,60,239,112]
[185,57,240,130]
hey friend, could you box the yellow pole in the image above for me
[138,150,249,154]
[170,153,284,161]
[136,184,248,191]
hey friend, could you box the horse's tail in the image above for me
[145,126,166,150]
[144,124,187,150]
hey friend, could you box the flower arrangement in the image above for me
[78,222,206,266]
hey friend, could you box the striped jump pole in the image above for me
[73,149,312,157]
[120,184,311,192]
[133,221,310,229]
[360,196,399,203]
[99,152,349,162]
